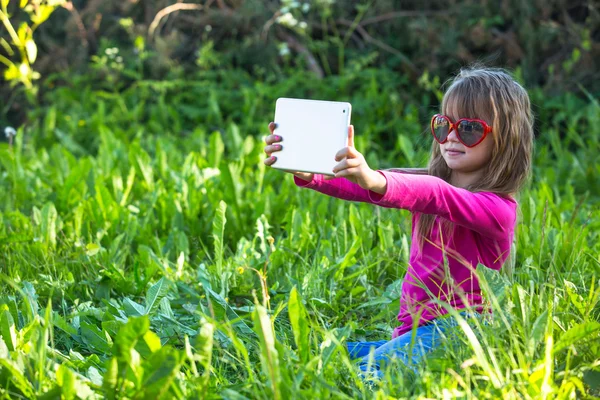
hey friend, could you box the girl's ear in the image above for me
[348,125,354,147]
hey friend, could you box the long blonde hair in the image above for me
[414,67,534,252]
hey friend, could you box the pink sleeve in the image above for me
[293,174,373,202]
[367,170,517,240]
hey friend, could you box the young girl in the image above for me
[263,67,533,379]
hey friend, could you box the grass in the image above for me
[0,68,599,399]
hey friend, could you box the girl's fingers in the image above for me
[347,146,359,158]
[264,155,277,166]
[264,144,283,155]
[347,125,354,148]
[334,147,349,161]
[332,158,359,173]
[269,122,277,134]
[335,145,360,162]
[334,167,358,178]
[265,134,283,145]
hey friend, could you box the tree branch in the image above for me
[278,30,324,79]
[360,10,448,27]
[337,19,418,74]
[149,2,207,39]
[62,1,89,49]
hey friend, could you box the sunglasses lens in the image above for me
[432,116,450,143]
[457,120,485,146]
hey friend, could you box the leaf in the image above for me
[31,4,55,26]
[528,310,548,355]
[102,357,118,400]
[3,61,18,82]
[0,336,7,358]
[476,264,510,305]
[80,322,112,353]
[137,348,184,399]
[319,326,351,369]
[0,358,35,398]
[226,123,243,158]
[52,311,77,336]
[212,200,227,276]
[554,321,600,353]
[145,277,171,316]
[113,316,149,362]
[86,243,101,257]
[396,134,415,164]
[40,202,58,249]
[135,148,154,191]
[288,287,310,364]
[119,167,136,207]
[583,369,600,391]
[138,245,169,276]
[17,22,27,44]
[56,364,76,400]
[356,297,392,309]
[208,90,223,124]
[142,331,162,354]
[0,307,17,351]
[253,304,281,398]
[123,298,146,317]
[87,366,103,387]
[195,317,214,386]
[333,236,361,279]
[54,128,88,156]
[208,131,224,168]
[202,285,253,336]
[20,281,38,323]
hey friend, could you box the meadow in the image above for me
[0,65,599,399]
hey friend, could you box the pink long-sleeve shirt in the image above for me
[294,170,517,338]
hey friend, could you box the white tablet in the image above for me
[272,98,352,176]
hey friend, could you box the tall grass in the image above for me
[0,69,598,398]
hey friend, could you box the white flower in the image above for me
[277,12,298,27]
[4,127,16,139]
[105,47,119,57]
[278,43,290,56]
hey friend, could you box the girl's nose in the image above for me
[446,127,460,142]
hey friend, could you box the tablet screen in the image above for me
[272,98,352,176]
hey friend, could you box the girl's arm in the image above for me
[293,174,373,202]
[293,168,428,202]
[366,170,517,240]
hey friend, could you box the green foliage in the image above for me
[0,0,65,100]
[0,64,598,398]
[3,0,600,129]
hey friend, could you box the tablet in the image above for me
[272,98,352,176]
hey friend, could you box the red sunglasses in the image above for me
[430,114,492,148]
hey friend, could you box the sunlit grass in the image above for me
[0,70,599,398]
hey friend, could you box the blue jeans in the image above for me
[347,311,486,379]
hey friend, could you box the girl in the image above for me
[263,67,534,379]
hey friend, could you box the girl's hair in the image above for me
[415,66,534,251]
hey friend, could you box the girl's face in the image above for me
[440,111,495,175]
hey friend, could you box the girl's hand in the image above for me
[330,125,387,194]
[264,122,314,182]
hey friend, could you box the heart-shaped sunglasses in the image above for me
[431,114,492,148]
